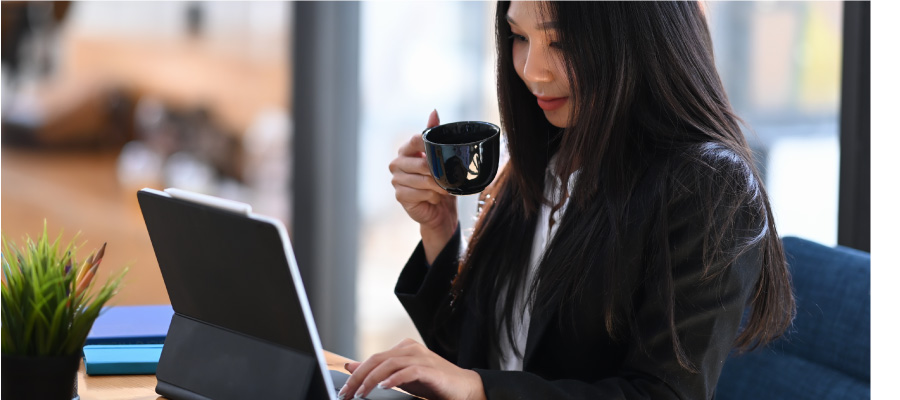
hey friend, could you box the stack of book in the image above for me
[82,304,173,375]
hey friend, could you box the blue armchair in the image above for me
[716,237,871,399]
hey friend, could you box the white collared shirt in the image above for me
[497,157,578,371]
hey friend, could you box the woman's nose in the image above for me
[522,46,554,83]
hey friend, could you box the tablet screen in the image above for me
[138,190,314,354]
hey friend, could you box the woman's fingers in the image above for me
[427,109,440,129]
[345,361,361,373]
[339,358,384,398]
[391,170,443,194]
[359,356,424,395]
[398,133,428,158]
[339,338,484,400]
[394,185,445,206]
[390,143,448,206]
[378,364,433,391]
[401,105,443,159]
[339,345,417,399]
[389,153,433,178]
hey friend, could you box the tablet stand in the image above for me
[155,314,317,400]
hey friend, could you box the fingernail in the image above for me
[354,386,365,399]
[337,384,347,399]
[377,381,389,390]
[343,362,350,371]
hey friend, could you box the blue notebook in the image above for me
[86,304,173,345]
[83,344,164,375]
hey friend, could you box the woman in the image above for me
[341,2,795,399]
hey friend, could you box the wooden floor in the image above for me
[1,146,169,306]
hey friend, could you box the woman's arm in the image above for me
[394,226,463,362]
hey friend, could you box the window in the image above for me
[706,1,844,246]
[356,1,498,358]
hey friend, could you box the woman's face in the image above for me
[507,1,572,128]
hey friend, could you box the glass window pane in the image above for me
[356,1,497,358]
[706,1,843,246]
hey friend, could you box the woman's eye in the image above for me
[508,33,527,43]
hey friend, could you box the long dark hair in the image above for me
[445,1,795,372]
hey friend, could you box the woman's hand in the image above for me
[389,110,458,264]
[338,338,486,400]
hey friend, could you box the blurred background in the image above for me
[1,1,866,362]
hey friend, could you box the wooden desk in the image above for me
[75,351,353,400]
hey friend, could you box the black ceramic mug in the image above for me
[422,121,500,196]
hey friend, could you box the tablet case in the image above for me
[137,188,333,400]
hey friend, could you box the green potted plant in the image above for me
[1,224,126,400]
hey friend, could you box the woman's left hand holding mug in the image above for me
[389,110,459,265]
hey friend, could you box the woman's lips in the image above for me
[536,96,567,111]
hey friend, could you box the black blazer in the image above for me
[395,155,763,400]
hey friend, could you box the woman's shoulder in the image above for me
[666,142,761,196]
[643,141,767,228]
[668,141,754,174]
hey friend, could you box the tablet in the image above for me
[138,188,414,400]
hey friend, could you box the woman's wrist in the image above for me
[421,220,458,265]
[464,369,487,400]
